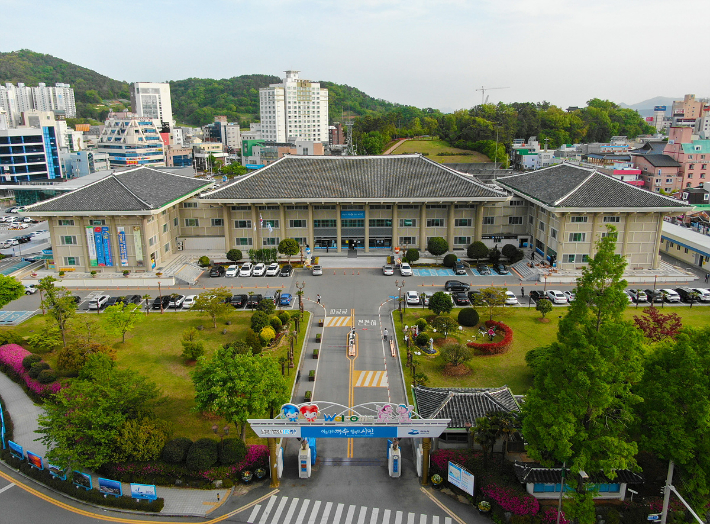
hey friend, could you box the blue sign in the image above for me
[245,164,265,169]
[301,426,398,439]
[98,477,123,497]
[130,483,157,501]
[0,401,5,449]
[94,228,105,266]
[72,471,92,490]
[48,464,67,480]
[8,440,22,459]
[102,227,113,267]
[117,227,128,266]
[341,210,365,219]
[653,106,666,112]
[308,438,317,465]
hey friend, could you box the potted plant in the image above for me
[431,474,443,489]
[58,270,65,277]
[90,270,97,278]
[308,369,315,381]
[241,470,253,484]
[318,318,324,327]
[304,390,312,402]
[254,467,266,480]
[315,333,321,342]
[478,501,491,514]
[122,270,130,277]
[313,349,319,359]
[156,271,163,277]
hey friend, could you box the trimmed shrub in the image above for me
[467,321,514,355]
[278,312,291,326]
[415,333,429,346]
[37,369,57,384]
[198,255,211,267]
[28,361,50,379]
[219,437,247,465]
[415,319,427,331]
[226,249,243,262]
[405,248,420,264]
[458,308,480,327]
[250,311,269,332]
[443,253,458,268]
[161,437,193,464]
[0,330,22,347]
[501,243,518,259]
[245,329,263,354]
[22,354,42,369]
[185,438,219,471]
[269,316,283,333]
[260,326,276,344]
[181,340,205,361]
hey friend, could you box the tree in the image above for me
[473,287,507,321]
[488,246,501,265]
[633,307,683,342]
[38,276,77,347]
[501,243,518,260]
[428,291,453,315]
[102,303,143,343]
[440,342,473,367]
[473,416,497,465]
[226,249,243,262]
[509,248,525,264]
[404,248,419,264]
[192,348,289,441]
[431,315,458,337]
[0,274,24,309]
[427,237,448,261]
[193,287,232,328]
[278,238,300,263]
[535,298,552,319]
[467,241,488,262]
[181,327,205,361]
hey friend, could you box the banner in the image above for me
[48,463,67,480]
[8,440,23,459]
[0,400,5,449]
[26,451,43,470]
[94,227,105,266]
[72,471,92,490]
[86,227,98,267]
[448,462,475,496]
[101,226,113,267]
[98,477,122,497]
[117,227,129,266]
[130,483,157,501]
[133,226,144,267]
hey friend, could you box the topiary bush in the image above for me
[250,311,269,332]
[501,243,518,259]
[260,326,276,344]
[416,333,429,346]
[443,253,458,268]
[0,330,22,347]
[198,255,211,267]
[269,316,283,333]
[28,361,50,379]
[22,354,42,370]
[245,329,263,354]
[185,438,219,471]
[219,437,247,465]
[458,307,480,327]
[37,369,57,384]
[161,437,193,465]
[278,312,290,326]
[415,319,427,331]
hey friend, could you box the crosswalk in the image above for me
[245,496,453,524]
[354,370,389,388]
[324,316,352,327]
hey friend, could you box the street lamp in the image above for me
[295,281,305,318]
[212,424,229,454]
[394,279,405,320]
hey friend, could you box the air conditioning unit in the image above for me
[177,241,184,251]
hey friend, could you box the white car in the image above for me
[225,265,239,277]
[546,290,567,304]
[406,290,420,305]
[382,264,394,276]
[29,231,44,238]
[312,265,322,276]
[660,289,681,303]
[182,295,196,309]
[422,292,434,306]
[691,288,710,302]
[239,262,254,277]
[169,294,185,308]
[253,263,266,276]
[563,291,575,302]
[504,291,518,305]
[24,284,38,295]
[88,295,110,310]
[400,263,412,276]
[265,263,280,276]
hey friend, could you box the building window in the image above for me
[369,204,392,210]
[538,221,545,232]
[570,216,588,223]
[369,219,392,227]
[482,217,495,225]
[397,205,420,210]
[313,205,336,210]
[57,219,75,226]
[509,200,524,206]
[564,254,589,263]
[258,205,279,211]
[185,218,199,227]
[568,232,586,242]
[508,216,523,225]
[211,219,224,227]
[341,205,364,210]
[89,219,106,226]
[603,216,620,223]
[60,235,77,245]
[264,219,279,228]
[292,237,307,245]
[289,219,307,228]
[454,236,471,245]
[63,257,79,266]
[454,204,475,209]
[148,235,158,247]
[426,218,445,227]
[399,236,416,245]
[426,204,447,209]
[529,215,534,224]
[535,239,545,251]
[455,218,472,227]
[183,202,198,208]
[234,219,252,229]
[263,237,279,246]
[163,223,168,233]
[164,242,170,253]
[174,217,179,227]
[551,228,558,239]
[341,219,365,228]
[399,218,417,227]
[231,205,251,211]
[314,219,337,228]
[689,164,695,170]
[285,205,309,210]
[235,237,253,246]
[601,231,618,239]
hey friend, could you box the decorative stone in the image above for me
[213,480,223,488]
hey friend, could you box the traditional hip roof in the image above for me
[513,461,643,485]
[412,385,520,428]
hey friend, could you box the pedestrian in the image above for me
[383,328,388,341]
[317,293,321,304]
[521,286,525,297]
[326,245,329,253]
[705,273,709,283]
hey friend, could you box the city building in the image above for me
[241,139,324,167]
[203,117,242,151]
[192,141,226,171]
[672,94,708,121]
[165,147,193,168]
[631,154,681,193]
[97,112,165,168]
[0,82,76,126]
[329,123,345,146]
[259,71,329,143]
[663,127,710,189]
[0,110,63,183]
[680,187,710,205]
[660,220,710,269]
[60,151,110,178]
[130,82,173,127]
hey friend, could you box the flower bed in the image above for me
[480,482,539,516]
[467,321,513,355]
[430,449,470,476]
[0,344,61,400]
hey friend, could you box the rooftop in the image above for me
[635,154,680,168]
[513,462,643,485]
[412,385,520,428]
[662,221,710,257]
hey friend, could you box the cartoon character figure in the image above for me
[396,404,412,423]
[281,403,299,422]
[299,404,319,422]
[378,404,394,422]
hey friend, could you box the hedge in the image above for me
[185,438,219,471]
[219,438,247,466]
[457,308,479,327]
[467,320,513,355]
[161,437,193,465]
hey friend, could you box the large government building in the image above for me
[25,155,692,273]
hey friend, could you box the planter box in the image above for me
[315,334,321,341]
[304,391,312,402]
[313,349,319,359]
[308,371,315,381]
[318,319,324,327]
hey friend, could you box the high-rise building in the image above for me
[97,112,165,168]
[0,82,76,126]
[259,71,328,143]
[130,82,173,127]
[0,125,63,182]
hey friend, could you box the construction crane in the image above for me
[476,86,510,105]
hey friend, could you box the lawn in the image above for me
[3,308,310,444]
[394,305,710,404]
[390,138,490,163]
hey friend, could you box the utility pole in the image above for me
[660,460,674,524]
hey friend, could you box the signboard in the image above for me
[341,210,365,219]
[101,226,113,267]
[448,462,475,496]
[654,106,667,112]
[675,108,685,115]
[646,117,654,122]
[26,451,43,470]
[0,400,5,449]
[98,477,123,497]
[245,164,265,169]
[648,514,661,521]
[48,464,67,480]
[133,226,144,266]
[8,440,23,459]
[86,227,98,267]
[130,483,157,501]
[94,227,105,266]
[72,471,92,490]
[117,227,129,266]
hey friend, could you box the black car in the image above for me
[15,235,31,244]
[209,265,225,277]
[117,294,142,305]
[454,263,467,276]
[529,290,548,301]
[444,280,470,292]
[152,295,171,310]
[644,289,664,303]
[477,264,491,276]
[467,289,483,304]
[105,296,121,307]
[246,294,263,309]
[496,264,509,275]
[675,287,699,303]
[230,294,248,308]
[453,292,470,306]
[280,264,293,277]
[70,295,81,304]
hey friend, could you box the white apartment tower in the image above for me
[0,82,76,126]
[259,71,329,142]
[130,82,173,127]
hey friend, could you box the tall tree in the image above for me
[0,274,24,309]
[102,303,144,343]
[38,276,76,347]
[428,291,453,316]
[193,287,232,328]
[277,238,300,263]
[472,287,507,321]
[427,237,449,261]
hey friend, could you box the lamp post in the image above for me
[212,424,229,455]
[158,281,164,314]
[395,279,405,321]
[295,280,305,318]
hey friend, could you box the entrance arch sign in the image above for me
[249,401,450,439]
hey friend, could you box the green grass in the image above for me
[5,309,310,444]
[390,138,490,163]
[394,305,710,403]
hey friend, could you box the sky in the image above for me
[2,0,709,112]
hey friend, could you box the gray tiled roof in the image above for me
[412,385,520,428]
[498,163,689,209]
[513,462,643,485]
[202,155,508,201]
[636,154,681,168]
[629,141,667,155]
[26,167,211,213]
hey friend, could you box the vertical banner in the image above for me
[133,226,144,267]
[0,400,5,450]
[117,227,129,267]
[94,227,105,266]
[85,227,98,267]
[102,226,113,267]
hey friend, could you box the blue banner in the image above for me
[48,464,67,480]
[341,210,365,219]
[102,227,113,267]
[8,440,23,459]
[0,401,5,449]
[301,426,398,439]
[117,227,128,266]
[98,477,122,497]
[94,228,105,266]
[130,483,157,501]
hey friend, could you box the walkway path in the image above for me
[382,138,408,155]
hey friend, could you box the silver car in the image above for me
[312,265,322,276]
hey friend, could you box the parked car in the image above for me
[225,265,239,277]
[563,291,576,302]
[675,287,699,303]
[209,265,225,277]
[453,292,470,306]
[406,290,420,305]
[70,295,81,304]
[152,295,171,310]
[468,289,483,304]
[692,288,710,302]
[253,263,266,276]
[265,263,280,276]
[279,293,293,306]
[169,294,185,308]
[240,262,254,277]
[627,289,647,303]
[280,264,293,277]
[660,288,681,303]
[454,263,467,276]
[182,295,197,309]
[88,295,110,310]
[382,264,394,276]
[644,289,665,303]
[477,264,491,276]
[230,294,247,308]
[421,292,434,306]
[312,265,322,276]
[504,291,518,305]
[105,296,122,308]
[117,294,142,305]
[623,291,633,302]
[264,291,277,304]
[546,290,567,304]
[529,290,548,301]
[444,280,470,292]
[246,294,263,309]
[496,264,510,275]
[400,263,413,276]
[24,284,37,295]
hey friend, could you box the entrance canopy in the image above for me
[249,401,451,439]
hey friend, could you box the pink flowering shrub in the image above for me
[0,344,61,399]
[481,482,540,516]
[430,449,470,476]
[541,506,568,524]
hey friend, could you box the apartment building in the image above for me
[97,112,165,168]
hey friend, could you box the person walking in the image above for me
[383,328,389,341]
[705,273,709,284]
[317,294,321,304]
[521,286,525,297]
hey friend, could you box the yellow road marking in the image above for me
[323,316,352,327]
[354,370,389,388]
[0,468,277,523]
[419,487,467,524]
[347,309,357,458]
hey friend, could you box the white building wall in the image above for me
[131,82,173,126]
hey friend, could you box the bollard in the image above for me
[344,270,346,275]
[357,271,360,275]
[334,270,336,275]
[352,270,354,275]
[266,284,269,288]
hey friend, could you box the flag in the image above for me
[259,214,263,229]
[268,224,273,233]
